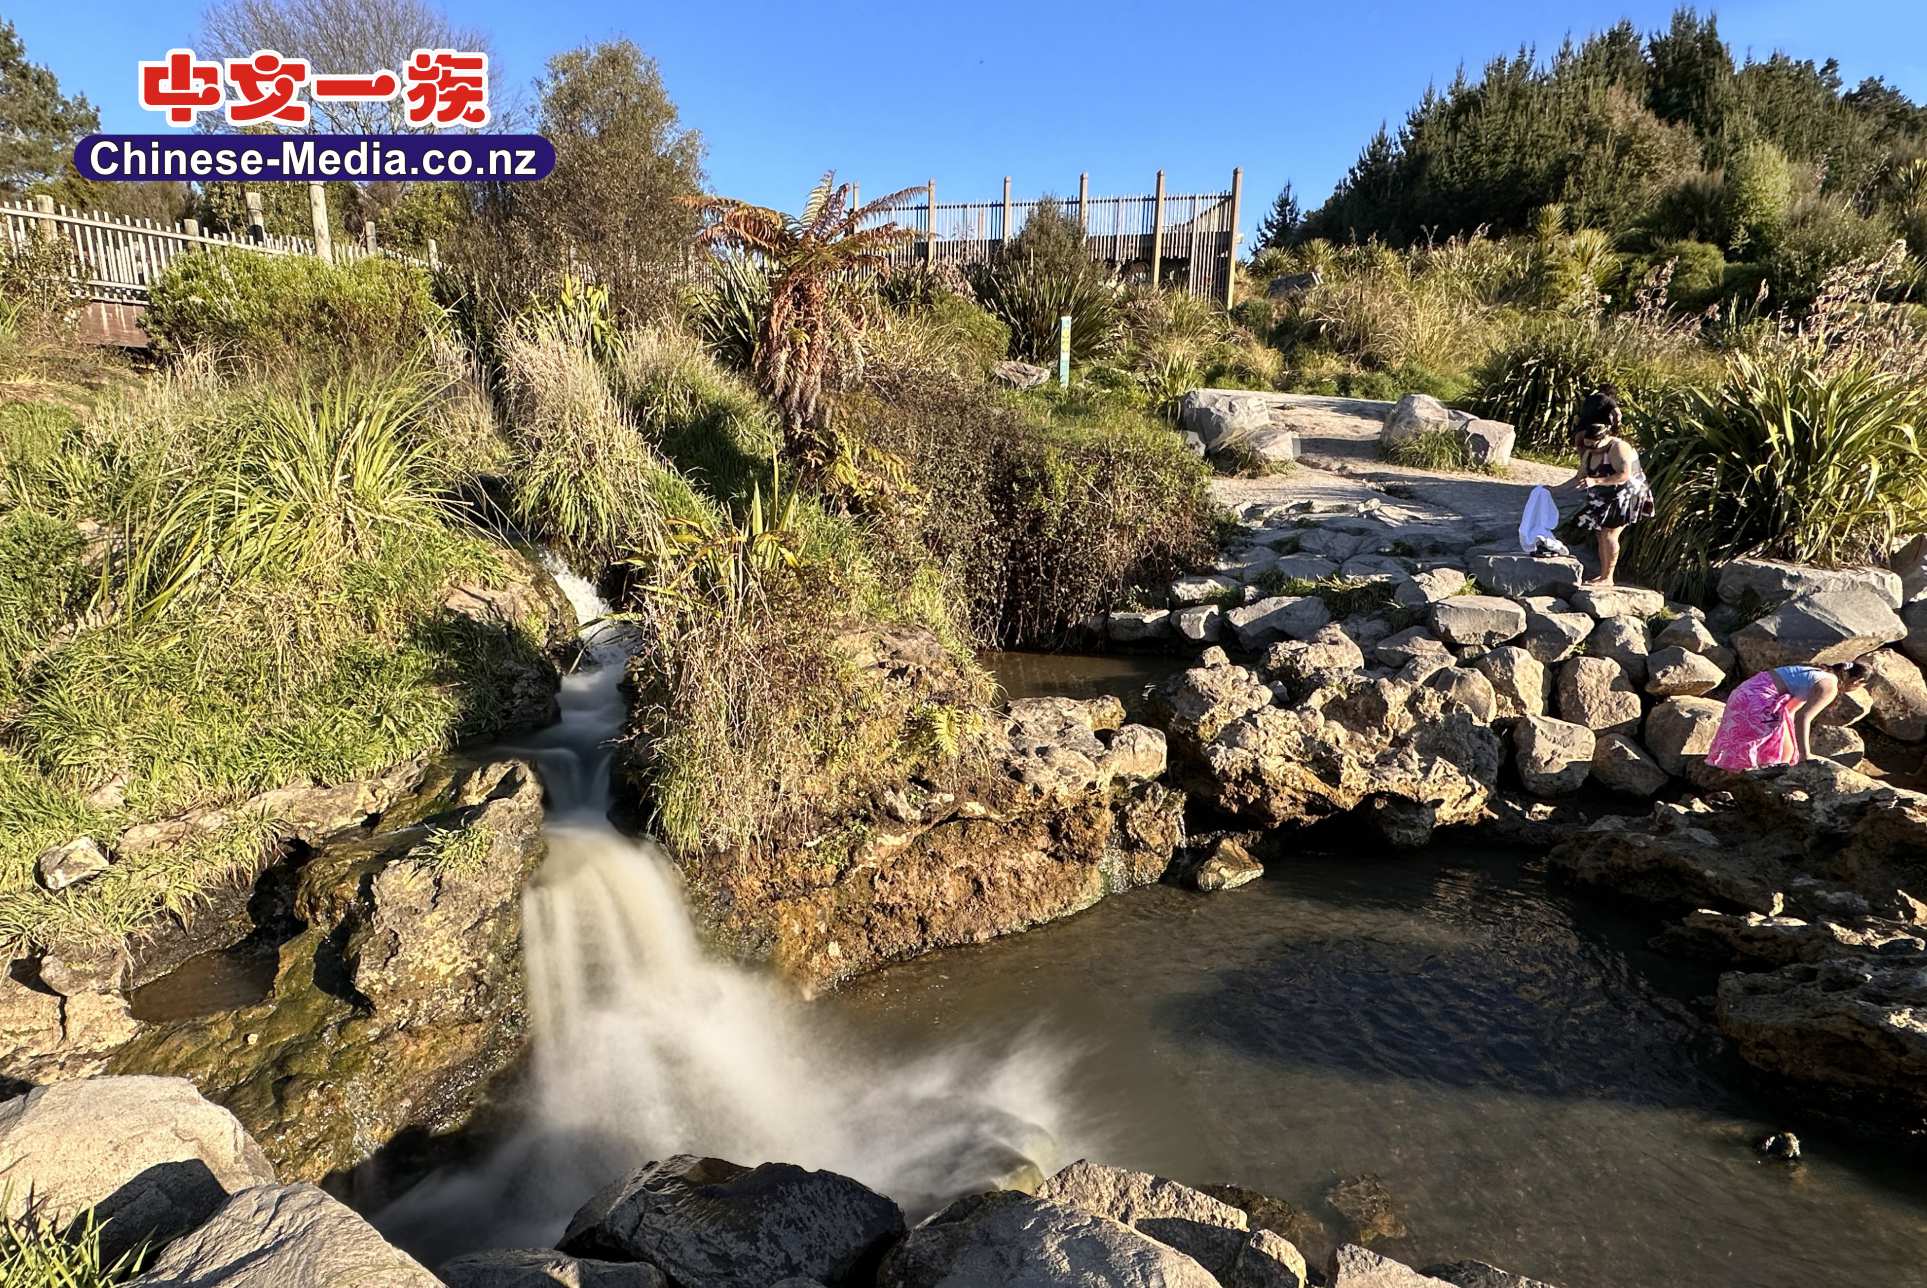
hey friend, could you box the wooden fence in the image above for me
[858,169,1245,305]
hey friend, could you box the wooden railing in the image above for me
[858,169,1245,305]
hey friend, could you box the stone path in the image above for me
[1205,393,1573,537]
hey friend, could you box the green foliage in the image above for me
[968,199,1122,365]
[415,822,494,874]
[0,1191,145,1287]
[1722,139,1793,253]
[1254,182,1302,251]
[1762,197,1895,311]
[1383,430,1496,475]
[0,20,99,195]
[144,249,440,368]
[1471,311,1716,449]
[1622,238,1728,308]
[1634,351,1927,587]
[684,251,770,373]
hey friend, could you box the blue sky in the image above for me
[12,0,1927,233]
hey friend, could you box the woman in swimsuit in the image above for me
[1557,387,1652,587]
[1705,661,1873,770]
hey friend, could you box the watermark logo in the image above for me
[84,46,549,182]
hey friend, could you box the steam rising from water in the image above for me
[379,570,1071,1259]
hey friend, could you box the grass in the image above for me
[1383,430,1503,476]
[413,821,495,874]
[1257,573,1402,618]
[0,1194,146,1287]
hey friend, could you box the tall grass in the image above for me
[0,1194,146,1287]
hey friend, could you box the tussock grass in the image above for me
[0,1190,146,1287]
[1383,430,1501,475]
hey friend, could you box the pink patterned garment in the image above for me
[1705,671,1798,770]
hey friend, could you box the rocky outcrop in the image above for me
[1732,589,1905,671]
[678,695,1185,995]
[0,1075,275,1259]
[127,1182,440,1287]
[1717,558,1903,613]
[1329,1244,1456,1287]
[107,757,547,1180]
[440,1250,667,1287]
[1716,958,1927,1116]
[560,1155,904,1288]
[1511,717,1593,796]
[876,1191,1221,1288]
[1036,1160,1250,1279]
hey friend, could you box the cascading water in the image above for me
[378,568,1071,1263]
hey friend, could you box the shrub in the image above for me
[1622,238,1727,308]
[1470,313,1714,450]
[1762,199,1895,312]
[1631,351,1927,588]
[968,197,1122,365]
[0,234,78,340]
[683,250,769,373]
[144,249,440,367]
[1723,140,1793,253]
[1383,429,1494,474]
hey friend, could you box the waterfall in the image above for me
[378,567,1068,1260]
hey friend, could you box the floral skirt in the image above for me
[1705,672,1797,771]
[1575,481,1652,532]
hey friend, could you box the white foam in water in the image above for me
[379,566,1071,1259]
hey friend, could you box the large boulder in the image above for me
[1037,1160,1249,1278]
[1109,610,1172,643]
[1644,696,1725,776]
[559,1156,904,1288]
[1178,389,1274,452]
[1228,1230,1310,1288]
[1422,1261,1559,1288]
[1512,716,1595,796]
[1262,628,1367,699]
[1732,590,1905,672]
[1375,627,1453,672]
[1150,665,1276,757]
[1381,394,1456,446]
[1466,555,1581,598]
[1519,604,1592,666]
[1567,585,1665,619]
[1644,645,1725,698]
[1429,596,1526,649]
[1458,418,1516,471]
[1169,575,1241,608]
[0,1076,276,1259]
[1555,657,1641,735]
[1716,959,1927,1115]
[1862,649,1927,741]
[1394,569,1470,610]
[128,1183,439,1287]
[876,1191,1221,1288]
[1329,1244,1457,1287]
[1591,734,1669,797]
[1585,617,1650,685]
[1226,596,1332,651]
[1892,534,1927,605]
[1718,558,1903,613]
[440,1250,667,1287]
[1424,667,1497,724]
[1903,601,1927,668]
[1471,647,1547,720]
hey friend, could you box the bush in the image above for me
[683,251,769,373]
[144,249,441,368]
[1383,429,1493,474]
[1723,140,1793,253]
[968,198,1122,364]
[1632,351,1927,589]
[1622,238,1728,309]
[1470,315,1714,450]
[1763,198,1896,312]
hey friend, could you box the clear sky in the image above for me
[11,0,1927,233]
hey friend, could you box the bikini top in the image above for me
[1772,665,1828,700]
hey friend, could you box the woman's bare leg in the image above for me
[1591,526,1621,586]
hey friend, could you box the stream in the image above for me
[258,608,1927,1284]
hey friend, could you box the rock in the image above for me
[1718,558,1903,612]
[128,1183,437,1286]
[1716,958,1927,1114]
[1556,656,1641,735]
[991,360,1049,390]
[1425,666,1497,723]
[439,1250,667,1287]
[1903,601,1927,667]
[1200,646,1232,668]
[1262,629,1366,697]
[1592,733,1669,797]
[0,1075,276,1261]
[1218,426,1303,469]
[1892,534,1927,604]
[1644,696,1725,775]
[1179,389,1275,451]
[1329,1243,1455,1287]
[1863,649,1927,741]
[1150,665,1275,756]
[1186,837,1266,892]
[1179,431,1207,458]
[1519,606,1593,666]
[1513,716,1595,796]
[1458,418,1515,470]
[1466,554,1581,597]
[1174,606,1224,644]
[1325,1174,1406,1244]
[1421,1260,1559,1288]
[1267,554,1344,582]
[1644,645,1725,697]
[1586,617,1650,685]
[1341,554,1415,579]
[1227,1229,1309,1288]
[1463,652,1540,724]
[1733,590,1906,672]
[1394,569,1469,609]
[1375,626,1452,671]
[1381,394,1456,446]
[1170,575,1241,608]
[1814,683,1874,728]
[1108,609,1172,643]
[1429,596,1526,648]
[1267,270,1321,299]
[876,1190,1221,1288]
[1810,724,1866,763]
[560,1156,903,1288]
[1655,909,1921,969]
[1037,1160,1249,1277]
[34,836,109,891]
[1758,1131,1803,1162]
[1292,528,1369,561]
[1199,1184,1334,1273]
[1568,584,1665,619]
[1655,613,1722,655]
[1226,596,1332,651]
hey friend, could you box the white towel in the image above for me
[1519,485,1562,554]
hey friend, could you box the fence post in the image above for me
[363,221,378,253]
[182,218,200,237]
[1002,176,1012,253]
[1077,172,1089,232]
[851,182,859,211]
[924,179,936,266]
[1151,169,1166,290]
[427,238,440,269]
[243,191,266,244]
[308,182,332,263]
[30,195,56,248]
[1224,167,1243,309]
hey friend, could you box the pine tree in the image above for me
[0,21,98,195]
[1254,182,1301,251]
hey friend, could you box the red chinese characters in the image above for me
[404,50,490,126]
[138,50,223,126]
[313,70,402,104]
[224,50,310,125]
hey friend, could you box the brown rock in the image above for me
[1556,656,1641,735]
